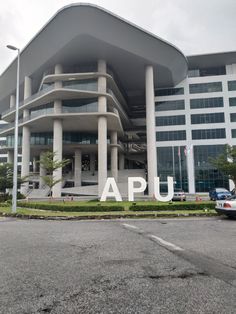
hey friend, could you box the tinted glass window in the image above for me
[155,87,184,97]
[230,113,236,122]
[229,97,236,106]
[156,115,185,126]
[228,81,236,91]
[155,100,185,112]
[190,97,223,109]
[192,128,226,140]
[191,113,224,124]
[156,130,186,141]
[189,82,222,94]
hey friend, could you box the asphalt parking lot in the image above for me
[0,216,236,313]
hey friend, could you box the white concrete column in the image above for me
[21,76,32,195]
[52,65,63,197]
[90,153,96,173]
[10,95,16,108]
[187,147,195,194]
[52,119,63,197]
[98,60,108,197]
[7,150,14,164]
[54,64,63,89]
[24,76,32,99]
[145,65,157,196]
[110,131,118,182]
[119,153,125,170]
[39,152,46,189]
[74,149,82,187]
[33,157,37,173]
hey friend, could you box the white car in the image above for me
[172,189,186,201]
[215,196,236,218]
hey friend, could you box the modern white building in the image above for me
[0,4,235,198]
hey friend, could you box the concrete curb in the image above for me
[0,212,218,220]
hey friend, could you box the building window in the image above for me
[63,79,97,91]
[62,99,98,113]
[194,145,229,192]
[229,97,236,106]
[231,129,236,138]
[192,128,226,140]
[190,97,223,109]
[228,81,236,91]
[156,115,185,126]
[191,113,224,124]
[30,103,53,118]
[230,113,236,122]
[189,82,222,94]
[156,130,186,141]
[155,100,185,112]
[157,146,188,192]
[188,66,226,78]
[155,87,184,97]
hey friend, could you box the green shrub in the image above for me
[129,202,215,211]
[17,202,124,212]
[0,192,26,203]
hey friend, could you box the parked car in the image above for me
[215,195,236,218]
[209,188,231,201]
[172,189,186,201]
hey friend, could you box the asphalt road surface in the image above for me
[0,216,236,314]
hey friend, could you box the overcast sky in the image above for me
[0,0,236,74]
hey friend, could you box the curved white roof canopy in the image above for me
[0,3,188,113]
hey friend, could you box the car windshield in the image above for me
[215,188,229,193]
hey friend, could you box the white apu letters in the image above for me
[100,176,174,202]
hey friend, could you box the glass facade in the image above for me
[6,134,22,147]
[190,97,223,109]
[191,112,224,124]
[194,145,229,192]
[41,82,54,91]
[63,132,98,144]
[155,100,185,112]
[189,82,222,94]
[63,79,97,91]
[156,130,186,141]
[229,97,236,106]
[6,132,101,147]
[30,103,54,118]
[157,146,188,192]
[62,99,98,113]
[156,115,185,126]
[228,80,236,91]
[155,87,184,97]
[192,128,226,140]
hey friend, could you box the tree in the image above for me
[39,151,70,196]
[209,145,236,187]
[0,163,27,196]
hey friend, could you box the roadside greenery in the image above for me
[14,200,215,212]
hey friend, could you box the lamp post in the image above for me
[7,45,20,213]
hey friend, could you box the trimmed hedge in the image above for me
[129,202,215,211]
[17,202,124,212]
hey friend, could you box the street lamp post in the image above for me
[7,45,20,213]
